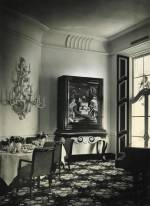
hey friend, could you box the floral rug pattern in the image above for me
[0,160,150,206]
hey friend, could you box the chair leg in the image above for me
[133,173,139,202]
[68,161,71,170]
[37,176,40,188]
[142,171,148,197]
[58,161,62,178]
[48,174,52,190]
[30,186,32,198]
[30,178,33,198]
[61,161,65,169]
[16,176,20,194]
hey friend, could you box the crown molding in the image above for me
[2,6,150,45]
[0,6,50,46]
[42,42,109,56]
[0,6,49,32]
[108,18,150,41]
[1,26,43,47]
[47,28,108,42]
[43,29,109,53]
[118,40,150,57]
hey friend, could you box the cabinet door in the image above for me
[117,55,129,156]
[57,75,104,132]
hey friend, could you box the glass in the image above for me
[131,54,150,148]
[132,100,144,116]
[132,117,144,136]
[131,136,144,148]
[149,117,150,134]
[133,57,143,78]
[149,96,150,116]
[133,77,143,97]
[144,55,150,75]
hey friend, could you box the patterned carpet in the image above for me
[0,160,150,206]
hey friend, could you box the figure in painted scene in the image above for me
[68,95,98,124]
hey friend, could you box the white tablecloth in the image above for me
[0,151,32,185]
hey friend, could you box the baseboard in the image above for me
[65,153,115,162]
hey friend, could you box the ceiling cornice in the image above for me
[118,40,150,57]
[47,27,108,42]
[0,6,49,32]
[42,42,109,56]
[108,18,150,41]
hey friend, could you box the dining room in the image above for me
[1,0,150,205]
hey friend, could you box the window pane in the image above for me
[149,97,150,116]
[144,55,150,75]
[132,100,144,116]
[133,77,143,96]
[149,117,150,134]
[131,136,144,148]
[133,57,143,78]
[132,54,150,148]
[132,117,144,136]
[148,140,150,148]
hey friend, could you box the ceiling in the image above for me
[1,0,150,39]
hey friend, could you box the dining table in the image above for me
[0,150,33,186]
[0,142,66,186]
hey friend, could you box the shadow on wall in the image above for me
[39,75,57,135]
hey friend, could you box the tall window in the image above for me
[131,54,150,147]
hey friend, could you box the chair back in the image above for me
[43,141,55,148]
[116,147,150,171]
[125,147,150,169]
[53,141,62,165]
[31,148,54,177]
[0,141,2,150]
[26,137,35,144]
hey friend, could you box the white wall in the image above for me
[3,8,150,154]
[0,8,47,138]
[0,8,111,155]
[0,9,111,155]
[40,46,110,153]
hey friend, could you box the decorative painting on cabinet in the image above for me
[57,75,104,132]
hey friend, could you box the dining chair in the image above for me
[25,137,35,144]
[44,141,63,178]
[115,147,150,201]
[0,141,2,150]
[43,141,55,148]
[53,141,64,177]
[63,138,74,170]
[16,147,54,197]
[0,177,9,195]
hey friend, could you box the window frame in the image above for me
[130,53,150,147]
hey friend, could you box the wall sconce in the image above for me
[0,57,45,120]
